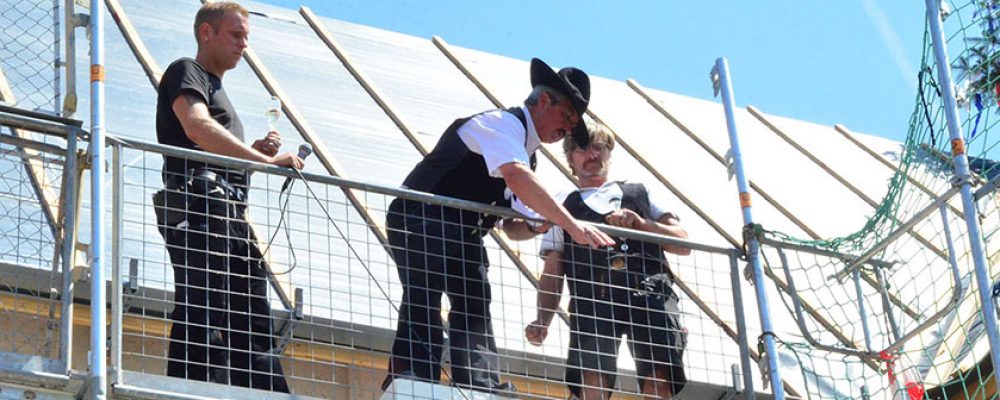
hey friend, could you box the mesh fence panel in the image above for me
[0,0,59,114]
[112,139,752,399]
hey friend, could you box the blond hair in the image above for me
[193,2,248,41]
[563,121,616,158]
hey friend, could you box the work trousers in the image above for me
[156,175,289,392]
[384,198,503,390]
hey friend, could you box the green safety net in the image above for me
[751,1,1000,399]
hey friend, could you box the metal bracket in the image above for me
[710,64,722,97]
[714,363,743,400]
[273,287,304,354]
[724,148,736,181]
[120,259,140,313]
[70,12,90,28]
[950,173,975,188]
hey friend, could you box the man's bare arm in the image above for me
[173,93,273,163]
[605,209,690,255]
[525,250,566,346]
[499,162,613,248]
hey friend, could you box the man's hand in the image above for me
[252,131,282,157]
[605,209,646,230]
[525,320,549,346]
[269,152,304,169]
[565,222,615,249]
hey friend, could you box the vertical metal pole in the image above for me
[874,267,902,341]
[925,0,1000,391]
[88,0,107,397]
[52,0,61,115]
[729,254,756,399]
[852,269,873,351]
[110,142,123,388]
[712,57,785,398]
[58,129,79,372]
[62,0,78,117]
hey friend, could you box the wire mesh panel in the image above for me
[112,138,753,399]
[0,0,59,114]
[0,124,70,362]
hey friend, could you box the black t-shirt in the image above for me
[156,58,245,183]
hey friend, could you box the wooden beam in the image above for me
[105,0,162,87]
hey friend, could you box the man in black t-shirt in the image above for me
[153,2,301,392]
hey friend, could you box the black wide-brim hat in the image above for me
[530,57,592,147]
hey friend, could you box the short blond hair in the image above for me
[563,121,616,158]
[193,2,248,41]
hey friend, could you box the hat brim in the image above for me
[570,121,590,148]
[530,58,585,116]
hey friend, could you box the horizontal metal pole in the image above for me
[832,184,962,282]
[109,135,739,256]
[0,109,86,140]
[0,103,84,127]
[974,169,1000,201]
[0,131,67,157]
[758,235,895,270]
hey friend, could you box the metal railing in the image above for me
[105,135,759,399]
[0,103,85,394]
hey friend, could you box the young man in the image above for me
[153,1,301,392]
[525,123,690,399]
[383,58,615,392]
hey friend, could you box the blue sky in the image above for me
[257,1,927,143]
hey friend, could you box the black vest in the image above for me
[402,107,536,229]
[562,182,666,300]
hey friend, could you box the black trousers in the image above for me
[384,198,502,390]
[156,178,289,392]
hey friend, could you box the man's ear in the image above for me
[196,22,212,43]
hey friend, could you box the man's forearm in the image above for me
[502,164,575,229]
[188,118,270,163]
[536,277,563,325]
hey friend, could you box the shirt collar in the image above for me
[521,106,541,152]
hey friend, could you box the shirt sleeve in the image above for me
[539,226,565,255]
[457,111,531,178]
[162,60,211,108]
[646,184,676,221]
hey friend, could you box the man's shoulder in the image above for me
[164,58,201,75]
[160,58,207,87]
[467,109,525,130]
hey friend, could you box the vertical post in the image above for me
[52,0,61,114]
[729,254,756,399]
[88,0,107,397]
[925,0,1000,391]
[712,57,785,398]
[852,269,873,351]
[58,129,80,371]
[110,142,123,388]
[62,0,78,117]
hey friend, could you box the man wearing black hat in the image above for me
[383,58,615,392]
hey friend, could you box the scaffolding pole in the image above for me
[88,0,107,397]
[711,57,785,398]
[924,0,1000,393]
